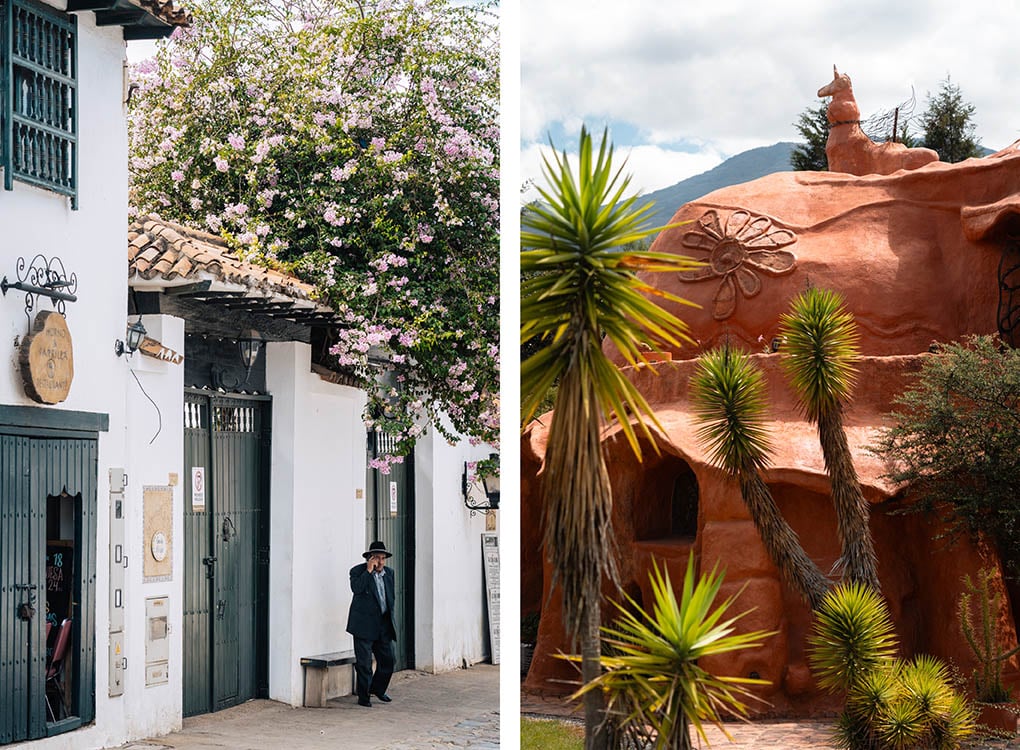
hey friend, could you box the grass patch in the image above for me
[521,718,584,749]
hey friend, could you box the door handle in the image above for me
[216,599,226,620]
[203,556,217,580]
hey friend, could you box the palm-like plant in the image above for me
[521,127,701,749]
[778,287,880,589]
[566,556,773,750]
[808,583,976,750]
[808,582,898,694]
[690,346,831,608]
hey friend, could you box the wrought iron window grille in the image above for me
[1,0,79,208]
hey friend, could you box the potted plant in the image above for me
[959,568,1020,735]
[520,611,540,679]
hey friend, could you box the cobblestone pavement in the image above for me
[523,691,1020,749]
[110,665,499,750]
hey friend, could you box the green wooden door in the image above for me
[183,393,269,717]
[0,432,96,746]
[365,431,414,671]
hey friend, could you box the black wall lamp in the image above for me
[115,317,147,357]
[238,329,263,380]
[463,453,500,514]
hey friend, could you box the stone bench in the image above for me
[300,650,356,707]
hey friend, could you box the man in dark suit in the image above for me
[347,540,397,707]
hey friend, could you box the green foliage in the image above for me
[521,718,584,750]
[520,126,701,455]
[780,287,878,590]
[920,75,982,163]
[779,287,860,423]
[129,0,499,465]
[958,568,1020,703]
[565,556,772,750]
[809,584,976,750]
[809,583,898,694]
[872,335,1020,579]
[791,100,830,171]
[690,345,832,608]
[690,346,773,476]
[520,126,701,749]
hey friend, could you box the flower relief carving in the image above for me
[679,209,797,320]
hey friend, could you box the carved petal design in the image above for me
[681,231,718,253]
[745,228,797,249]
[712,275,737,320]
[734,216,772,242]
[678,265,717,282]
[745,249,797,275]
[697,210,725,240]
[735,266,762,298]
[725,210,751,238]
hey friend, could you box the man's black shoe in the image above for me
[372,692,392,703]
[358,697,372,707]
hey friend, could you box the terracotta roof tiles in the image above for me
[127,214,327,308]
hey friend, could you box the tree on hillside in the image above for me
[521,127,701,749]
[129,0,499,467]
[920,75,982,163]
[791,100,829,171]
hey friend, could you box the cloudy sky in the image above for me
[521,0,1020,197]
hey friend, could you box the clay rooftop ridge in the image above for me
[132,0,191,27]
[128,213,328,310]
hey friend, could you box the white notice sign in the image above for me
[389,481,398,517]
[191,467,206,511]
[481,533,500,664]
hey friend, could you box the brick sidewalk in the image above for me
[523,691,1020,749]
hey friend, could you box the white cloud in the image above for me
[522,0,1020,193]
[520,141,725,202]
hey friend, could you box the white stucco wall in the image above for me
[266,341,367,706]
[2,14,190,750]
[414,422,497,673]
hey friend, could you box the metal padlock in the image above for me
[18,601,36,621]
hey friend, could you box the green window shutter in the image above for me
[2,0,78,209]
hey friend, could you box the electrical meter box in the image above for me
[145,596,169,686]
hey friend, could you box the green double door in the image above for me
[365,430,414,671]
[183,392,270,717]
[0,433,96,745]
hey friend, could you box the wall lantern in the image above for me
[115,317,147,357]
[463,453,500,513]
[238,329,264,379]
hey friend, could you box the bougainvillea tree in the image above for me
[129,0,499,470]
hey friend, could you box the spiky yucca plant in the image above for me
[566,556,773,750]
[521,127,701,750]
[690,346,830,608]
[810,584,976,750]
[809,582,898,694]
[779,287,880,589]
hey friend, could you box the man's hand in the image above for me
[367,554,385,572]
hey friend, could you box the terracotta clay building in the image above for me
[522,139,1020,715]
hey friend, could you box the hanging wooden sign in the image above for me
[139,336,183,365]
[19,311,74,404]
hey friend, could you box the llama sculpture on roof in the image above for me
[818,65,940,175]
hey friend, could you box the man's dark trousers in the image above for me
[352,634,394,700]
[347,562,397,702]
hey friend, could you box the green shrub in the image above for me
[809,583,976,749]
